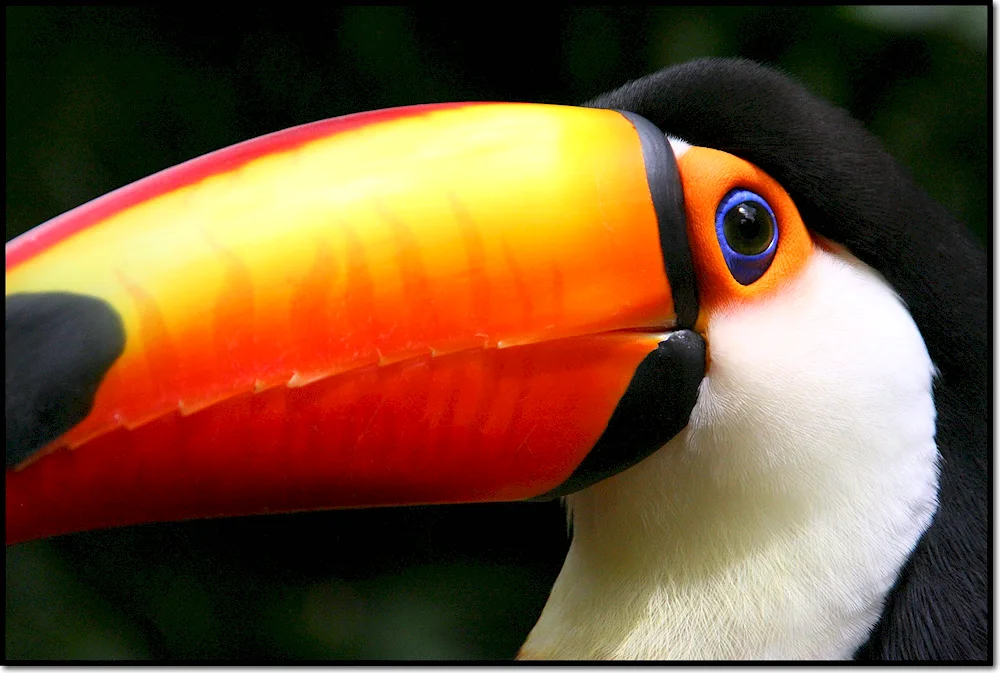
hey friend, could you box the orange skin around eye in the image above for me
[677,146,814,321]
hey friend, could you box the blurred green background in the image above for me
[5,6,988,661]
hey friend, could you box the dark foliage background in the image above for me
[5,6,988,660]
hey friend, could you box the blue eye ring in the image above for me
[715,189,779,286]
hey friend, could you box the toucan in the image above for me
[5,59,987,660]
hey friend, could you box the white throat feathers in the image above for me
[520,246,939,660]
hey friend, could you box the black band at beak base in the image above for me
[531,329,706,500]
[615,110,699,331]
[530,112,705,500]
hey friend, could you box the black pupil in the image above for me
[724,201,774,256]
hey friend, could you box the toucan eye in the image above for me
[716,189,778,285]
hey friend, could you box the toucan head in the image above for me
[5,59,985,659]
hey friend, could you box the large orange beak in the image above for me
[5,103,704,544]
